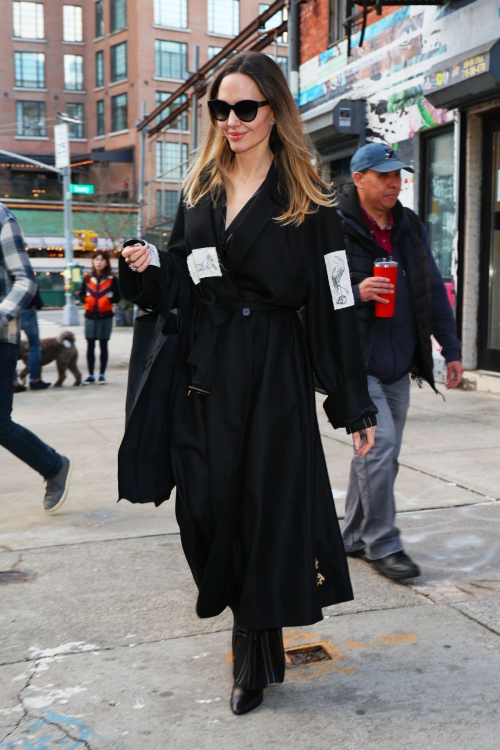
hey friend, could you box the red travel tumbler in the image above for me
[373,258,398,318]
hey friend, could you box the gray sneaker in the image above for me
[44,456,73,513]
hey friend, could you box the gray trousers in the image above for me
[343,374,410,560]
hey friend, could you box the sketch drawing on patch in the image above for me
[331,254,349,305]
[187,246,222,285]
[324,250,355,311]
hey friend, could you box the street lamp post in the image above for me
[55,114,80,325]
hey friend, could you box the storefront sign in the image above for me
[424,51,490,93]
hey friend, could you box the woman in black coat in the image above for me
[120,52,377,715]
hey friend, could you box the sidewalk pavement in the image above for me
[0,315,499,749]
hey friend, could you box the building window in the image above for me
[157,189,180,220]
[111,42,127,81]
[422,128,455,282]
[13,1,44,39]
[96,99,105,135]
[110,0,126,32]
[156,92,188,131]
[328,0,347,45]
[207,0,239,36]
[66,102,83,138]
[155,40,187,80]
[111,92,127,131]
[275,55,288,77]
[95,0,104,37]
[154,0,187,29]
[208,46,223,60]
[259,4,288,44]
[155,142,188,180]
[64,54,84,90]
[96,50,104,87]
[14,51,45,88]
[63,5,83,42]
[16,100,46,136]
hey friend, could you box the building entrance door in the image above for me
[479,116,500,371]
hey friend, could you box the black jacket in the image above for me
[118,164,376,630]
[337,187,461,389]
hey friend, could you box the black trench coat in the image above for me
[119,164,377,630]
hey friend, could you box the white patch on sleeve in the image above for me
[324,250,354,310]
[187,247,222,286]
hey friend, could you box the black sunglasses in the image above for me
[208,99,269,123]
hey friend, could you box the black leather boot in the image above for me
[230,683,264,715]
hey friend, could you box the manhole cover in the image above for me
[0,571,31,584]
[285,643,333,667]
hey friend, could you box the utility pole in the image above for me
[137,101,149,240]
[288,0,300,101]
[54,117,79,325]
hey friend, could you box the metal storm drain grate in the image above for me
[0,571,31,584]
[285,643,334,667]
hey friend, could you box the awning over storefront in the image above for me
[424,40,500,110]
[90,148,134,163]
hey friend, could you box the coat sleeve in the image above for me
[118,200,187,313]
[301,205,378,433]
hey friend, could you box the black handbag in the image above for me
[118,257,189,505]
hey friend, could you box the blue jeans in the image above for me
[1,342,62,480]
[20,308,41,381]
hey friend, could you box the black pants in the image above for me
[86,338,108,376]
[232,622,285,690]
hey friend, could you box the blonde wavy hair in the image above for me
[183,51,334,226]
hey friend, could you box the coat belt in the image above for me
[186,296,285,396]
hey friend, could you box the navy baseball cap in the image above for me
[350,143,414,174]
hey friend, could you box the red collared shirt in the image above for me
[360,206,394,255]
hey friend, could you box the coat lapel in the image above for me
[228,162,286,274]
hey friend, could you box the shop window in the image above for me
[155,40,187,80]
[63,5,83,42]
[422,128,455,282]
[14,51,45,88]
[111,92,127,131]
[13,1,44,39]
[154,0,187,29]
[16,100,46,136]
[207,0,239,37]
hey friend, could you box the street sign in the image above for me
[70,184,95,195]
[54,123,70,169]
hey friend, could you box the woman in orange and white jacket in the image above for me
[79,251,121,384]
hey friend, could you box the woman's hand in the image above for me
[352,425,376,458]
[122,242,152,273]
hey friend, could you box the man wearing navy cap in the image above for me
[336,142,463,580]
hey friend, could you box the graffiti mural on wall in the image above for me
[300,0,491,147]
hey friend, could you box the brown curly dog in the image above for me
[18,331,82,387]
